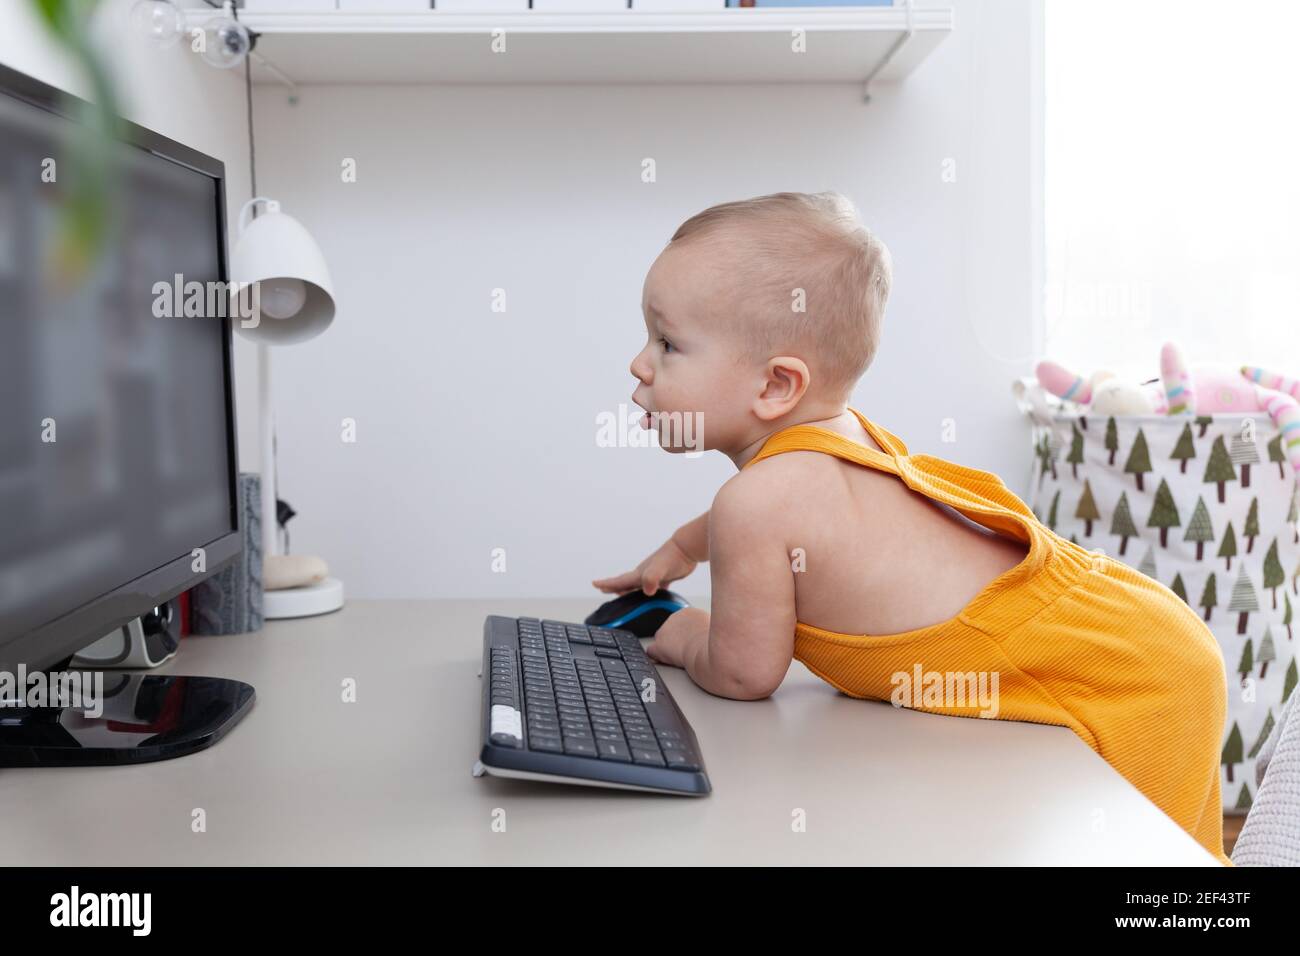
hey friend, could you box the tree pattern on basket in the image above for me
[1223,722,1243,783]
[1236,782,1253,812]
[1138,546,1158,580]
[1289,482,1299,543]
[1204,436,1238,503]
[1076,479,1099,535]
[1218,522,1237,571]
[1172,422,1196,473]
[1110,491,1138,556]
[1200,572,1217,622]
[1027,410,1300,809]
[1258,627,1276,679]
[1228,568,1260,635]
[1147,479,1180,546]
[1067,424,1084,479]
[1264,539,1285,608]
[1185,496,1214,559]
[1230,432,1261,488]
[1244,499,1261,553]
[1125,429,1153,491]
[1269,434,1289,478]
[1237,639,1254,683]
[1249,709,1275,759]
[1035,433,1059,482]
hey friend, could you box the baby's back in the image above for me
[751,419,1029,638]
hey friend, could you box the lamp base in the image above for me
[264,576,345,620]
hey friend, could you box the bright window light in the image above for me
[1044,0,1300,382]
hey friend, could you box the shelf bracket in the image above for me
[863,0,915,104]
[250,50,299,103]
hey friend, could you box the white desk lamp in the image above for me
[231,197,343,618]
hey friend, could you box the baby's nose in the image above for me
[629,350,652,383]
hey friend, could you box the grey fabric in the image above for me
[1233,691,1300,866]
[1255,693,1294,789]
[190,472,263,636]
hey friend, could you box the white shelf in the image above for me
[238,7,953,89]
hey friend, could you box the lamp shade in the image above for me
[231,198,335,345]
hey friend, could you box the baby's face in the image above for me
[630,242,758,454]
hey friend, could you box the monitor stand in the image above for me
[72,602,181,670]
[0,671,254,768]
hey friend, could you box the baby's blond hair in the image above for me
[668,191,891,400]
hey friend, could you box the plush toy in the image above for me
[1034,363,1163,416]
[1034,343,1300,473]
[1241,366,1300,468]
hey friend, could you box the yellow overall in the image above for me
[743,408,1231,865]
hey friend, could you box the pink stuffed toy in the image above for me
[1035,343,1300,474]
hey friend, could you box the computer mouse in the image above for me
[585,588,690,638]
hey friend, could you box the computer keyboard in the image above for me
[473,615,711,795]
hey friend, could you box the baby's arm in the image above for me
[592,510,708,596]
[671,510,710,564]
[648,477,796,699]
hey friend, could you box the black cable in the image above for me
[245,54,257,202]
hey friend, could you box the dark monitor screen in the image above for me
[0,65,241,667]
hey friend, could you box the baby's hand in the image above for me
[592,538,697,597]
[646,607,709,670]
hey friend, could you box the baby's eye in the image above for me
[659,336,674,354]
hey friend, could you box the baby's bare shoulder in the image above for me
[714,452,870,541]
[721,451,821,506]
[730,448,891,501]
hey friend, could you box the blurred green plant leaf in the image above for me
[27,0,121,284]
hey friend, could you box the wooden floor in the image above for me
[1223,813,1245,857]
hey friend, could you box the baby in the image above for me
[593,191,1232,865]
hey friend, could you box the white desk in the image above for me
[0,599,1220,865]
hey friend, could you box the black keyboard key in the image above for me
[597,739,632,762]
[530,736,563,753]
[630,747,665,767]
[664,751,701,771]
[564,739,598,757]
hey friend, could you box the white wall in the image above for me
[4,0,1042,602]
[0,0,261,476]
[246,0,1043,601]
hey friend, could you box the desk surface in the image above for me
[0,599,1219,865]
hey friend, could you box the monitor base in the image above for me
[72,600,181,670]
[0,674,255,768]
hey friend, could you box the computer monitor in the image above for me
[0,63,253,765]
[0,62,243,665]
